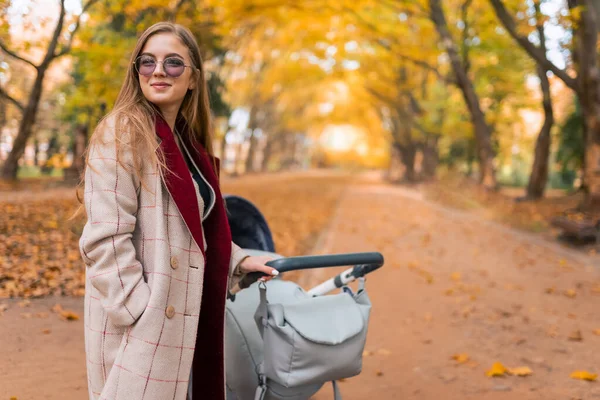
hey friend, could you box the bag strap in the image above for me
[257,282,268,336]
[254,373,267,400]
[254,284,269,400]
[332,380,342,399]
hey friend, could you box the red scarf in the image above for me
[155,115,230,400]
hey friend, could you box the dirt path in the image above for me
[310,183,600,400]
[2,178,599,399]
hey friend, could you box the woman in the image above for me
[79,22,278,400]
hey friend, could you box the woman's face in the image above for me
[137,32,196,113]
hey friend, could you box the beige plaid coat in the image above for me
[79,118,247,399]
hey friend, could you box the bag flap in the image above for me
[277,293,364,345]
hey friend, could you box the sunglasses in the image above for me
[133,55,195,78]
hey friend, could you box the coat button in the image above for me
[170,256,179,269]
[165,305,176,319]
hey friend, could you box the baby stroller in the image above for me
[224,195,384,400]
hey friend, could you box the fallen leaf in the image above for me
[564,289,577,298]
[41,328,51,334]
[451,353,470,364]
[51,304,64,313]
[546,326,558,338]
[545,287,556,294]
[377,348,392,356]
[592,329,600,336]
[21,313,32,319]
[362,350,373,357]
[422,233,431,245]
[507,366,533,376]
[375,370,384,377]
[486,362,507,377]
[451,272,461,282]
[60,310,80,321]
[18,299,31,308]
[568,330,583,342]
[570,371,597,381]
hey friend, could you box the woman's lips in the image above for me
[151,83,171,89]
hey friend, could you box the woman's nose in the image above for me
[153,61,166,76]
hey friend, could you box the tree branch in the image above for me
[489,0,577,90]
[460,0,473,74]
[0,86,24,113]
[394,51,455,84]
[55,0,101,58]
[0,41,38,69]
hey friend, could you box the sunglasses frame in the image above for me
[133,55,196,78]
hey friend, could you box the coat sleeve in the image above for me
[228,241,249,291]
[79,122,150,327]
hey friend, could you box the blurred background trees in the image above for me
[0,0,598,209]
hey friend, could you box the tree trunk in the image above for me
[396,142,418,182]
[261,133,274,172]
[244,105,258,173]
[429,0,497,188]
[1,69,47,180]
[244,130,258,173]
[570,0,600,209]
[526,64,554,198]
[421,136,439,180]
[279,134,297,170]
[64,124,88,183]
[220,131,229,163]
[33,136,40,167]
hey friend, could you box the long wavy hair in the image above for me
[84,22,216,190]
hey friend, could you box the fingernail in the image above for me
[271,269,279,276]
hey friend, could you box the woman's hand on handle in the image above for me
[238,255,279,282]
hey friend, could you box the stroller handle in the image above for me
[230,252,384,296]
[266,252,384,273]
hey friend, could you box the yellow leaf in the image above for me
[570,371,597,381]
[375,370,384,377]
[486,362,507,377]
[451,353,470,364]
[592,329,600,336]
[508,366,533,376]
[377,348,392,356]
[60,310,80,321]
[41,328,51,334]
[564,289,577,298]
[451,272,461,282]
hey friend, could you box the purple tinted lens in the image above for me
[137,57,156,76]
[164,58,185,77]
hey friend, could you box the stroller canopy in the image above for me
[224,195,276,253]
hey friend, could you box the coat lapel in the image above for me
[154,115,205,260]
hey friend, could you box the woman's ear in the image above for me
[188,71,198,90]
